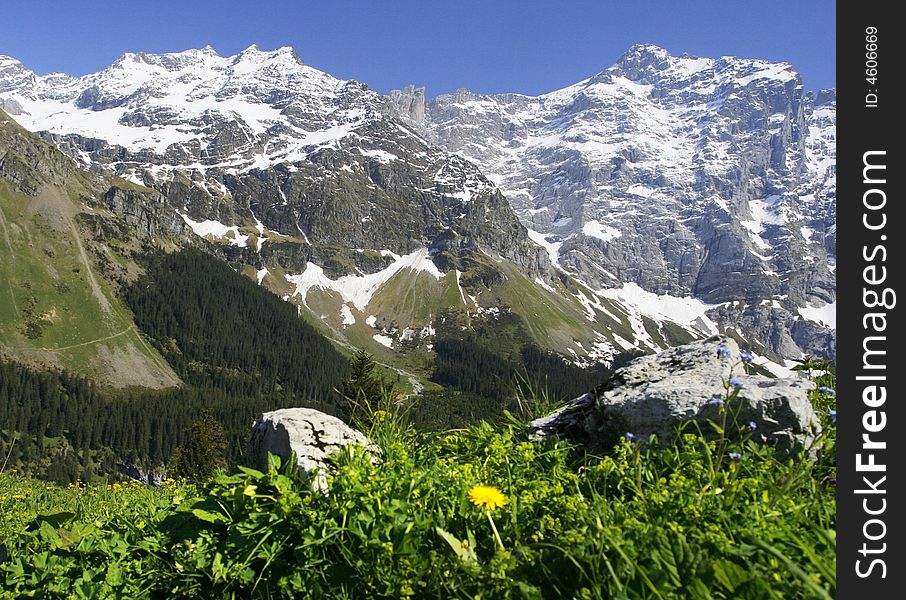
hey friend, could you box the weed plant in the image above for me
[0,360,836,599]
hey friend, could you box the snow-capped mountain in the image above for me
[391,44,836,360]
[0,44,835,366]
[0,46,534,261]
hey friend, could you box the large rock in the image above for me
[248,408,374,476]
[530,336,818,456]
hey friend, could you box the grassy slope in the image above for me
[0,399,837,598]
[0,117,179,389]
[250,252,674,387]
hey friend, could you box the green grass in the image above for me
[0,381,837,599]
[0,181,177,387]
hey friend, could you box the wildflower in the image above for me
[748,421,758,430]
[728,452,742,460]
[818,386,836,396]
[738,352,755,364]
[468,485,508,511]
[717,346,733,359]
[625,432,636,442]
[11,494,25,501]
[829,409,837,424]
[707,398,725,406]
[729,378,743,389]
[469,485,508,550]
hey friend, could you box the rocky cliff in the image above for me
[393,45,836,361]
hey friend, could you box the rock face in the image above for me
[530,336,818,456]
[394,44,836,361]
[248,408,374,475]
[0,48,544,278]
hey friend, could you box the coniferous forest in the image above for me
[1,248,627,483]
[123,248,350,401]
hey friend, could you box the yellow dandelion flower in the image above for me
[11,494,25,501]
[468,485,508,511]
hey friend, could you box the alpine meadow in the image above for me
[0,11,836,598]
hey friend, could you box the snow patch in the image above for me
[372,334,394,348]
[798,300,836,329]
[178,212,249,247]
[582,220,622,243]
[285,248,442,311]
[525,228,562,265]
[340,304,355,327]
[597,282,720,335]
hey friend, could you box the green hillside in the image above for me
[0,112,178,388]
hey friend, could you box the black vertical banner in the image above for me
[837,2,904,597]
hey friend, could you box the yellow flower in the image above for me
[468,485,508,511]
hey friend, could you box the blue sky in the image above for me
[2,1,835,96]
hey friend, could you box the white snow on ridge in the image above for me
[372,334,394,348]
[798,300,836,329]
[597,282,720,335]
[3,45,371,170]
[340,304,356,326]
[525,228,562,265]
[582,220,622,242]
[178,212,249,247]
[285,248,443,311]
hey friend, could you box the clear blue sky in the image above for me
[2,1,835,96]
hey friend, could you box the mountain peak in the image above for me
[0,55,27,68]
[621,43,671,59]
[611,44,679,82]
[233,44,304,67]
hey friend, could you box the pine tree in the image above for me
[338,350,392,422]
[170,410,228,481]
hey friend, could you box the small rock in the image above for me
[248,408,375,477]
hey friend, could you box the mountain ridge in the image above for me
[0,44,835,368]
[390,43,836,361]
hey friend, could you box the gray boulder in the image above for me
[530,336,818,456]
[248,408,375,477]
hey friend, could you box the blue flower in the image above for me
[625,432,636,442]
[829,409,837,424]
[748,421,758,430]
[728,452,742,460]
[729,378,743,389]
[738,352,755,364]
[717,347,733,359]
[818,386,836,396]
[708,398,725,406]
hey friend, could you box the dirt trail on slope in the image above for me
[17,325,135,352]
[14,324,182,389]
